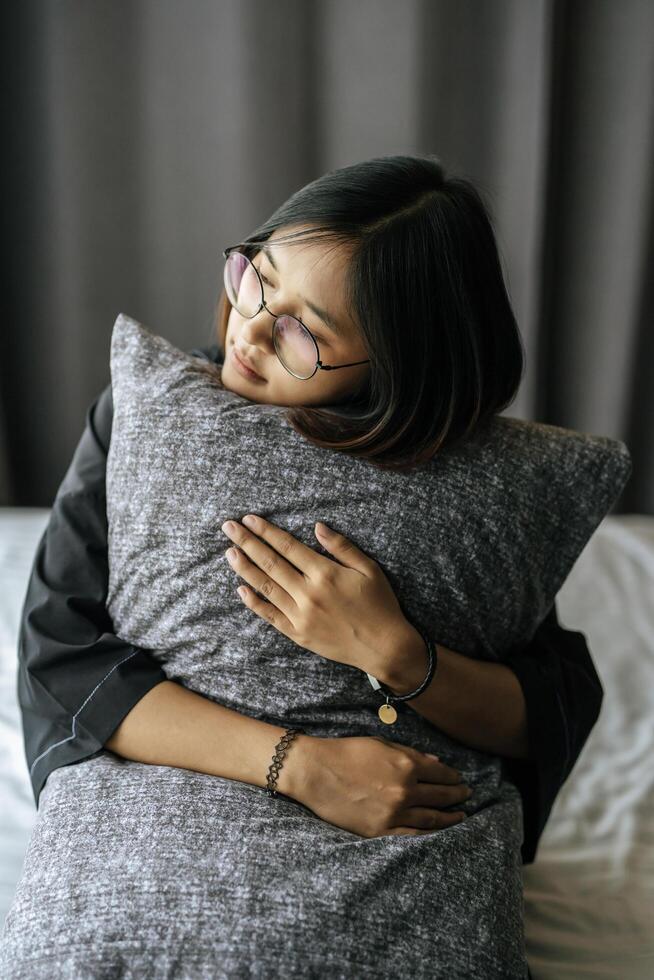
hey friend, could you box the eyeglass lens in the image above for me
[223,251,318,379]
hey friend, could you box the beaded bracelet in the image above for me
[265,727,307,797]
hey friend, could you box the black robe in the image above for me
[16,343,604,865]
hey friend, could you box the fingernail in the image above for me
[426,753,440,760]
[242,515,256,528]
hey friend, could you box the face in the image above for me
[221,224,371,406]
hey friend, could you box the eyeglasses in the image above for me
[222,244,371,380]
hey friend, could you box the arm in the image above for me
[381,603,603,864]
[104,680,312,801]
[381,632,530,759]
[500,604,603,863]
[17,342,225,808]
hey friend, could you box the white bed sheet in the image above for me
[1,506,653,978]
[523,514,654,979]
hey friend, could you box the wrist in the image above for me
[378,625,432,696]
[271,732,321,805]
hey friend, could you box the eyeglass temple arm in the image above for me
[319,359,371,370]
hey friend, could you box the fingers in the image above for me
[399,805,468,829]
[223,514,337,581]
[385,741,465,785]
[221,520,305,598]
[406,781,472,810]
[385,810,467,836]
[416,754,464,785]
[225,545,297,620]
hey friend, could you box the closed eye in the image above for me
[260,271,329,344]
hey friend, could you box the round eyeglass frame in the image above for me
[222,243,371,380]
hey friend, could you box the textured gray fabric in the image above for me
[1,313,632,978]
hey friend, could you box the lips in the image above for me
[233,347,265,380]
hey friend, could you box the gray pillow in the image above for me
[0,310,632,979]
[106,311,632,730]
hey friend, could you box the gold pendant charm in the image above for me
[378,702,398,725]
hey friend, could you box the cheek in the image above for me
[226,311,239,339]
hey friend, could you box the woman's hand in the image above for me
[293,735,471,838]
[220,514,418,679]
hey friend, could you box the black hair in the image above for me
[212,153,525,471]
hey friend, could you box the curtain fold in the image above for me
[1,0,652,511]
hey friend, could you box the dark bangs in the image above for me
[213,153,525,472]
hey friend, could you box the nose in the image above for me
[236,305,276,350]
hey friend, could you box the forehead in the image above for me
[260,229,355,338]
[265,227,349,271]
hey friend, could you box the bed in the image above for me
[1,506,652,978]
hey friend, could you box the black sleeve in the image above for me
[500,600,604,865]
[17,344,221,809]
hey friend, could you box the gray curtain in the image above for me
[2,0,652,512]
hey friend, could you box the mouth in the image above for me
[231,346,266,381]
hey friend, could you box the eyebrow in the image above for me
[262,244,346,337]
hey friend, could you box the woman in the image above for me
[12,154,603,977]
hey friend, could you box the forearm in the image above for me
[104,680,314,799]
[381,628,530,760]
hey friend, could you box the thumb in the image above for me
[314,521,371,573]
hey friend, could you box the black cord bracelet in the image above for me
[366,625,439,725]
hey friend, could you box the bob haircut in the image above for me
[210,153,525,472]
